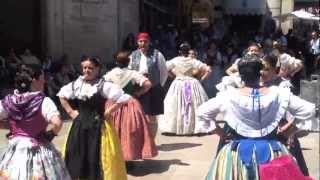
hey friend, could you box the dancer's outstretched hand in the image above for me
[42,130,57,142]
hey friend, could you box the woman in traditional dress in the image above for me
[270,40,303,95]
[261,55,292,88]
[104,51,158,161]
[197,56,315,180]
[216,43,262,92]
[261,55,310,176]
[57,56,129,180]
[160,42,212,135]
[0,64,71,179]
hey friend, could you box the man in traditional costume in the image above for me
[129,32,168,139]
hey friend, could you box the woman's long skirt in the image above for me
[0,137,71,179]
[100,121,128,180]
[63,120,127,180]
[106,98,158,160]
[205,140,291,180]
[161,76,212,135]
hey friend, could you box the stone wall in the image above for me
[45,0,139,64]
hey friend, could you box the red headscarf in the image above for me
[137,32,150,41]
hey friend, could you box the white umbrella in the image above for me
[273,10,320,21]
[290,10,319,20]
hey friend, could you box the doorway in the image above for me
[0,0,43,57]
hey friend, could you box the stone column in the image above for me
[267,0,293,33]
[45,0,64,58]
[267,0,282,28]
[118,0,140,48]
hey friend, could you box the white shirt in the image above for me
[57,76,130,103]
[104,67,148,89]
[0,97,59,123]
[129,50,168,86]
[196,86,316,138]
[310,38,320,55]
[20,55,41,65]
[166,56,209,77]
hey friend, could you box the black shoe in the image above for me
[125,161,135,171]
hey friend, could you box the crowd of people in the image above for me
[0,25,319,179]
[0,49,78,101]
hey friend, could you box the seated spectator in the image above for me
[20,49,41,66]
[223,43,239,68]
[6,48,22,81]
[0,55,9,80]
[42,55,53,73]
[47,62,74,101]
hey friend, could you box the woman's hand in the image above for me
[104,109,111,120]
[277,124,297,138]
[133,79,152,98]
[212,126,232,143]
[133,90,143,98]
[60,97,78,120]
[278,67,290,78]
[199,66,212,81]
[103,103,121,120]
[212,126,225,136]
[168,70,176,79]
[44,115,63,142]
[69,110,79,120]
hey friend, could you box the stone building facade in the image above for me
[44,0,139,64]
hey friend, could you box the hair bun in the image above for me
[179,42,191,51]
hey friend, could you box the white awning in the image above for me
[273,10,320,21]
[224,0,267,15]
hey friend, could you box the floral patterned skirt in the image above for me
[0,137,71,180]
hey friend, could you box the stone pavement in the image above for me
[0,121,319,180]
